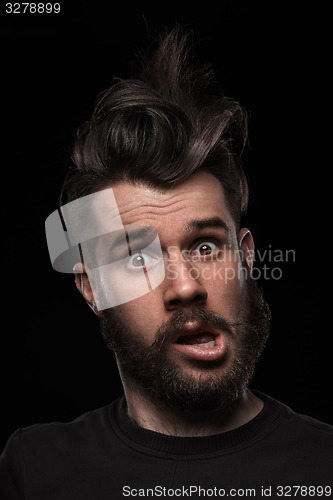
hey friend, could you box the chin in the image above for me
[140,359,248,413]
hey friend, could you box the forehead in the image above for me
[103,171,234,233]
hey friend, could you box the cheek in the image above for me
[201,253,246,312]
[115,293,161,343]
[91,266,155,310]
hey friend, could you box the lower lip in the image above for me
[171,334,227,362]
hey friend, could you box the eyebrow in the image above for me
[96,217,231,259]
[183,217,232,236]
[110,226,157,253]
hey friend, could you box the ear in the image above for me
[73,263,101,316]
[239,228,255,269]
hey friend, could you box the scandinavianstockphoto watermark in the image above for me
[247,244,296,281]
[164,245,296,282]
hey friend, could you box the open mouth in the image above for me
[171,323,227,362]
[176,331,217,349]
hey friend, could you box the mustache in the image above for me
[152,306,240,350]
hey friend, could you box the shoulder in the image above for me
[0,400,123,498]
[290,411,333,433]
[1,399,121,462]
[257,391,333,450]
[284,407,333,446]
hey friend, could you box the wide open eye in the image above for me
[126,251,156,270]
[192,241,218,257]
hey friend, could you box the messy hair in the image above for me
[62,27,249,228]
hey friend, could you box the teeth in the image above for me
[193,340,216,349]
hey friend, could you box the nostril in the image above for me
[163,271,208,310]
[169,298,182,307]
[194,292,207,303]
[166,292,207,311]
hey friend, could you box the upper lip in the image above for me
[173,321,221,343]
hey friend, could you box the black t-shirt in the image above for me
[0,391,332,499]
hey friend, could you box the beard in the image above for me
[99,273,271,412]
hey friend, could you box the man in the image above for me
[1,27,332,499]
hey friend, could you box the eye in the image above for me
[127,251,155,270]
[192,241,218,257]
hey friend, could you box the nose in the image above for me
[163,254,208,311]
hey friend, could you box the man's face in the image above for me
[96,171,270,410]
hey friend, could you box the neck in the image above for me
[120,376,263,437]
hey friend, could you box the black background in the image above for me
[1,3,330,450]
